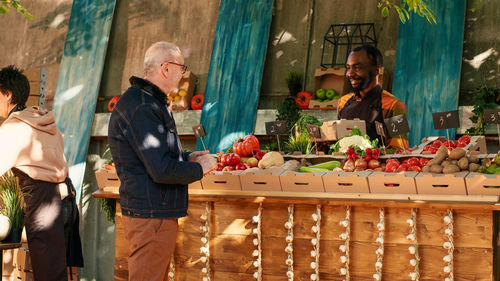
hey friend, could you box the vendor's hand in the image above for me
[195,154,217,175]
[188,151,209,162]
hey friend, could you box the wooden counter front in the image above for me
[93,189,500,280]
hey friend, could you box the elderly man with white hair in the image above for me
[108,41,217,280]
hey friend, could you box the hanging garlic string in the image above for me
[167,255,175,281]
[339,206,351,281]
[200,202,211,281]
[310,205,321,281]
[284,204,295,281]
[373,208,385,281]
[443,209,454,281]
[252,202,263,280]
[406,208,420,281]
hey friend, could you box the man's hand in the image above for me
[195,154,217,175]
[188,151,209,162]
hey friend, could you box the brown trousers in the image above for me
[122,216,178,281]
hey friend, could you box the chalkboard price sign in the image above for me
[375,121,386,137]
[265,121,287,135]
[306,124,321,139]
[484,109,500,124]
[432,110,460,130]
[192,124,206,138]
[383,114,410,138]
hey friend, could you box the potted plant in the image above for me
[0,171,26,243]
[284,70,303,97]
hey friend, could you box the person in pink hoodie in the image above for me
[0,65,82,280]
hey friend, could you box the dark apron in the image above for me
[338,85,384,143]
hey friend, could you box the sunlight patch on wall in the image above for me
[464,48,497,69]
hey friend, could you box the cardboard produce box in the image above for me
[306,119,366,142]
[309,67,347,110]
[95,168,120,192]
[368,171,418,194]
[280,171,325,192]
[171,71,196,111]
[323,171,371,193]
[415,171,468,195]
[188,180,203,190]
[240,167,283,192]
[465,172,500,196]
[201,171,242,191]
[464,136,487,154]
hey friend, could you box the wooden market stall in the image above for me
[93,185,500,281]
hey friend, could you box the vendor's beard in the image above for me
[349,69,376,94]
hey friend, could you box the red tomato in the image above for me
[295,91,313,109]
[386,159,400,166]
[419,157,430,166]
[235,163,248,170]
[233,140,253,157]
[409,166,422,172]
[223,153,241,166]
[458,135,470,144]
[407,157,420,167]
[385,162,399,173]
[423,145,432,152]
[216,163,225,171]
[443,140,457,148]
[396,164,408,172]
[457,142,466,147]
[429,147,438,154]
[432,140,443,148]
[243,135,260,152]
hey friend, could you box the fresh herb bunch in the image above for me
[295,114,322,135]
[465,86,500,135]
[276,97,302,134]
[284,133,312,154]
[97,198,116,223]
[0,172,26,230]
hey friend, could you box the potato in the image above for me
[422,165,431,173]
[443,164,460,174]
[426,159,439,167]
[441,160,451,167]
[434,146,449,163]
[457,157,469,170]
[449,148,466,160]
[430,164,443,173]
[469,163,480,172]
[468,155,479,164]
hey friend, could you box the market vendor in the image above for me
[338,45,409,150]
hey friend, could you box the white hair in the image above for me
[143,41,182,76]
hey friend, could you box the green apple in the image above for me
[315,88,326,99]
[325,89,338,99]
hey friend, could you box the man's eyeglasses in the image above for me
[163,62,188,74]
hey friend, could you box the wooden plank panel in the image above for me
[52,0,116,199]
[392,0,467,146]
[197,0,274,152]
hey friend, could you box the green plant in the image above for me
[276,97,302,134]
[378,0,436,24]
[0,172,26,230]
[285,70,302,96]
[284,133,312,154]
[295,114,322,136]
[0,0,33,19]
[465,86,500,135]
[97,198,116,223]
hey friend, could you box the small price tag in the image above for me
[375,121,386,137]
[306,124,321,138]
[432,110,460,130]
[265,121,287,135]
[383,114,410,138]
[192,124,206,138]
[484,109,500,124]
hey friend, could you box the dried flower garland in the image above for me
[252,202,263,280]
[338,206,351,281]
[310,205,321,281]
[200,202,211,281]
[406,208,420,281]
[284,204,295,281]
[373,208,385,281]
[443,210,454,281]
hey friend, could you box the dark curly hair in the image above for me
[0,65,30,106]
